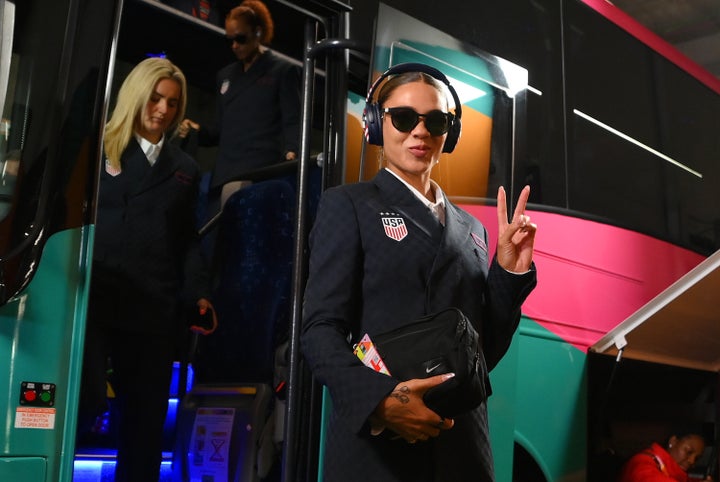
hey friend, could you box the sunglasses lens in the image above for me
[389,109,419,133]
[425,111,451,136]
[386,108,451,136]
[228,34,248,45]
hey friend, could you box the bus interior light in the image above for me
[573,108,703,179]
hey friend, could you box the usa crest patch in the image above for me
[381,213,408,241]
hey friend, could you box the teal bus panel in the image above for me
[0,226,94,482]
[515,318,587,480]
[486,322,520,482]
[0,457,47,482]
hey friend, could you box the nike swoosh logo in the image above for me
[426,363,442,374]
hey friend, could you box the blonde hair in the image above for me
[103,57,187,170]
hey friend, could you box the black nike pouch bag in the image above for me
[372,307,489,418]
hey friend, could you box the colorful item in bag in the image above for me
[353,333,391,376]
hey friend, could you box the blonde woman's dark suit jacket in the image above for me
[301,169,537,482]
[93,138,209,334]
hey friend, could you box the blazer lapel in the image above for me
[121,141,151,196]
[220,52,272,105]
[124,139,182,197]
[142,143,182,192]
[373,169,443,241]
[428,196,474,308]
[440,201,472,256]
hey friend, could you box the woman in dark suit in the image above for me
[80,57,216,482]
[179,0,301,215]
[301,65,538,481]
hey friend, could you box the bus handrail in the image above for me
[282,11,370,481]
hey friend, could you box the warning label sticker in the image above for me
[15,407,57,429]
[189,407,235,482]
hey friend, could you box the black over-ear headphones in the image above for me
[363,62,462,153]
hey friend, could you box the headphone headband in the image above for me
[363,62,462,153]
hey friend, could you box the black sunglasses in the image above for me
[227,34,250,45]
[382,107,454,137]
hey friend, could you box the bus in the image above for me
[342,4,719,481]
[1,0,719,481]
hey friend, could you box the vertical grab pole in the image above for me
[283,17,318,482]
[282,8,368,480]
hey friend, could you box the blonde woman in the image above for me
[80,57,216,482]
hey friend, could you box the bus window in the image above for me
[0,0,68,244]
[0,0,16,220]
[0,57,28,222]
[0,0,113,307]
[0,118,15,220]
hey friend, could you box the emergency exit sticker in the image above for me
[15,407,57,429]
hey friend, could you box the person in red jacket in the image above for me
[618,430,713,482]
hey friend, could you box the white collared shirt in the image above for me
[134,133,164,166]
[385,168,446,226]
[105,135,165,177]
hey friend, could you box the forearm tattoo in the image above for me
[391,385,410,404]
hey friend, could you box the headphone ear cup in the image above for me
[363,102,383,146]
[442,117,462,153]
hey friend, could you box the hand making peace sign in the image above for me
[496,185,537,273]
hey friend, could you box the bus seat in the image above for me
[193,179,296,384]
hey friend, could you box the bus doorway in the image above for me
[589,248,720,481]
[72,1,355,482]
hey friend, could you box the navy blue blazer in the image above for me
[93,139,209,334]
[301,169,537,481]
[198,50,301,189]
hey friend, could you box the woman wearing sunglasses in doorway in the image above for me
[301,63,539,481]
[178,0,301,251]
